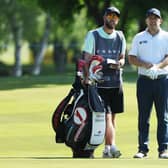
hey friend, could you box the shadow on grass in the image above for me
[0,65,138,91]
[0,156,72,159]
[0,74,76,90]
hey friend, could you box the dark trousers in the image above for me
[137,76,168,152]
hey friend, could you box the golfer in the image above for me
[128,8,168,159]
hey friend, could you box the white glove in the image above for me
[146,65,158,80]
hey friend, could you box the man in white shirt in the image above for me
[129,8,168,159]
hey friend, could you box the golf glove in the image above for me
[147,65,158,80]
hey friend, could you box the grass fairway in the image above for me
[0,72,167,168]
[0,159,168,168]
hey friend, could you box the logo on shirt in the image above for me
[139,40,148,44]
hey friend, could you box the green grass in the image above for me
[0,70,167,168]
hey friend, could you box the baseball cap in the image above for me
[146,8,161,18]
[104,6,120,17]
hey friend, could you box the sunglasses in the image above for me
[106,13,119,20]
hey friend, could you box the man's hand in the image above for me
[106,58,121,69]
[146,65,158,79]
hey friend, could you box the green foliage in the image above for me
[1,0,168,69]
[21,7,45,42]
[37,0,82,24]
[0,61,11,76]
[0,0,46,46]
[48,7,93,62]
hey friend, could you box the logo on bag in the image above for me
[74,107,87,125]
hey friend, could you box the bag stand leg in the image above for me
[72,149,94,158]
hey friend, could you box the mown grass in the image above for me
[0,66,167,168]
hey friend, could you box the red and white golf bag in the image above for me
[52,55,105,153]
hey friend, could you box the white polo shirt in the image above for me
[129,28,168,75]
[82,27,126,55]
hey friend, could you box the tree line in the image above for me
[0,0,168,77]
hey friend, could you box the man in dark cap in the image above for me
[146,8,161,18]
[104,6,120,17]
[82,6,126,158]
[129,8,168,159]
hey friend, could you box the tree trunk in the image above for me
[53,41,66,73]
[13,42,22,77]
[85,0,111,26]
[31,13,51,75]
[11,18,23,77]
[138,19,146,32]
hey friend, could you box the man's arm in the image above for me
[82,30,95,83]
[109,54,125,69]
[117,32,126,69]
[118,54,125,67]
[156,55,168,68]
[82,52,93,84]
[128,55,153,69]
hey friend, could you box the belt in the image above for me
[139,74,168,80]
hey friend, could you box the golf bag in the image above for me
[52,56,106,152]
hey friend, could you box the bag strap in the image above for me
[116,30,123,41]
[52,88,75,132]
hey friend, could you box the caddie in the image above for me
[82,6,126,158]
